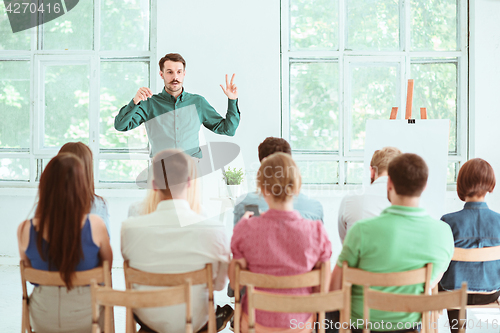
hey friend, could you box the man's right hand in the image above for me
[133,87,153,105]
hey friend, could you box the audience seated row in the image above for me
[17,153,112,333]
[16,138,500,333]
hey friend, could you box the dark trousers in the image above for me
[439,284,500,333]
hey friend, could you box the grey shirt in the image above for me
[233,192,324,225]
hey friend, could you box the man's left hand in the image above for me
[220,73,238,100]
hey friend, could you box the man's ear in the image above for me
[159,70,163,78]
[387,176,393,191]
[370,166,376,179]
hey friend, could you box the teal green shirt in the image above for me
[337,205,454,331]
[114,88,240,158]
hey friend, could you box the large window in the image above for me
[0,0,154,186]
[282,0,467,185]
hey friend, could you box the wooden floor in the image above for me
[1,263,500,333]
[0,264,233,333]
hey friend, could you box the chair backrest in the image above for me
[342,261,433,293]
[91,279,193,333]
[342,261,433,333]
[123,261,215,333]
[20,260,112,333]
[247,284,351,333]
[363,283,468,333]
[233,262,329,333]
[452,246,500,262]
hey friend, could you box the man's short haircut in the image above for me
[152,149,190,197]
[159,53,186,71]
[370,146,402,175]
[388,153,428,197]
[258,137,292,162]
[257,152,301,202]
[457,158,496,201]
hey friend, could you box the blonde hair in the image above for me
[256,152,301,202]
[370,147,402,175]
[142,154,201,215]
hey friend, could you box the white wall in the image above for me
[156,0,281,171]
[469,0,500,212]
[1,0,500,265]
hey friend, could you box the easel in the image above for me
[389,79,442,333]
[389,79,427,121]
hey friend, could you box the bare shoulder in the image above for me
[88,214,108,242]
[17,219,31,250]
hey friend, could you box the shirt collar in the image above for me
[383,205,428,217]
[372,176,388,185]
[156,199,191,212]
[159,87,187,102]
[262,209,302,219]
[464,201,488,209]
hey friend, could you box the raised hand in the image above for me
[220,74,238,100]
[133,87,153,105]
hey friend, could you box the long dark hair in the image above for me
[59,142,102,205]
[34,153,92,289]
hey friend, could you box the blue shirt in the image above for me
[440,201,500,292]
[26,216,100,273]
[91,196,110,234]
[233,192,324,225]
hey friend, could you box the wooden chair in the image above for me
[234,262,329,333]
[20,260,112,333]
[363,282,468,333]
[123,261,216,333]
[342,261,434,333]
[450,246,500,309]
[247,284,352,333]
[91,279,193,333]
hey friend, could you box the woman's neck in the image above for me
[465,195,486,202]
[265,197,294,211]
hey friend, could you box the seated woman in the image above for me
[59,142,111,232]
[128,155,202,217]
[17,153,113,333]
[440,158,500,333]
[229,152,332,333]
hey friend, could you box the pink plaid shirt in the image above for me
[231,209,332,328]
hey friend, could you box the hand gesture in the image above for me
[133,87,153,105]
[220,74,238,100]
[242,211,254,219]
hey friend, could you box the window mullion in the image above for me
[338,0,346,186]
[94,0,100,52]
[150,0,157,93]
[89,55,100,185]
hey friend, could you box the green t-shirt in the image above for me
[337,205,454,331]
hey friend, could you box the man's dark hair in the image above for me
[388,153,428,197]
[258,137,292,162]
[159,53,186,71]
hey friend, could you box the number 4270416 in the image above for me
[5,2,61,14]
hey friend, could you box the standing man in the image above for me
[114,53,240,158]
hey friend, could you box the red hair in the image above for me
[59,142,102,205]
[457,158,496,201]
[35,153,92,289]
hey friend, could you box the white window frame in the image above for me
[0,0,157,188]
[281,0,468,187]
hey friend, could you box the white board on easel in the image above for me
[364,119,449,219]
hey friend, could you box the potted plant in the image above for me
[223,167,244,198]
